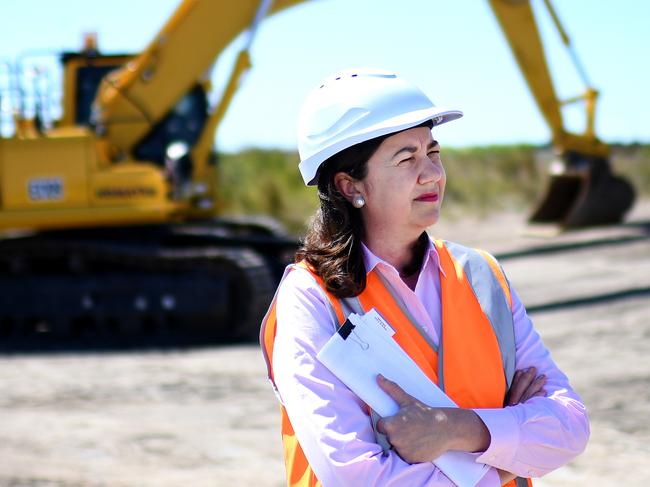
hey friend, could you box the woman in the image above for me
[260,68,589,486]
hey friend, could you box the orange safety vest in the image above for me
[261,239,532,487]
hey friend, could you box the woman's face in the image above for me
[357,126,445,239]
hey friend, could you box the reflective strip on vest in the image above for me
[444,240,516,389]
[340,295,364,319]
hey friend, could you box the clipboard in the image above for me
[316,309,490,487]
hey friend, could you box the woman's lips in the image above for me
[415,192,439,202]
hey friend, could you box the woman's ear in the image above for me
[334,172,362,203]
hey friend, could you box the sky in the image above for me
[1,0,649,153]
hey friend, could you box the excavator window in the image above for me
[74,65,119,125]
[133,84,208,166]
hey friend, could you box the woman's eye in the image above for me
[399,157,415,164]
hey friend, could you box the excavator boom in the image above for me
[94,0,305,163]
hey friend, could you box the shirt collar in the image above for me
[361,234,446,278]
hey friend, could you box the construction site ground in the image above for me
[0,200,648,487]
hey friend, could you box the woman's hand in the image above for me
[376,375,490,464]
[376,375,453,463]
[375,367,547,465]
[504,366,547,406]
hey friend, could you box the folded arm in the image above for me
[373,286,589,480]
[472,288,590,478]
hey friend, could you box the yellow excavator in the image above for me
[0,1,635,345]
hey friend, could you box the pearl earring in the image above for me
[353,195,365,208]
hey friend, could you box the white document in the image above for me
[316,309,490,487]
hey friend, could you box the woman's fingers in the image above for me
[376,375,420,437]
[506,367,536,405]
[377,374,417,408]
[376,417,387,435]
[505,367,548,406]
[520,374,547,403]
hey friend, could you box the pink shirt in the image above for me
[271,237,589,486]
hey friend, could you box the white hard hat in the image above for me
[297,68,463,185]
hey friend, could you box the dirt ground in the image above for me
[1,201,648,487]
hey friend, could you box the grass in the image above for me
[215,144,650,236]
[611,143,650,198]
[215,149,318,235]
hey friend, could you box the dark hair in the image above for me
[296,121,433,298]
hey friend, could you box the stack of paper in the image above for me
[316,309,489,487]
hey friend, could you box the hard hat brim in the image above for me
[299,106,463,185]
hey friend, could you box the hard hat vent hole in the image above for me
[335,77,341,80]
[352,74,357,77]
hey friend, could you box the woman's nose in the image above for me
[418,156,443,184]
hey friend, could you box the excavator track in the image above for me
[0,223,293,350]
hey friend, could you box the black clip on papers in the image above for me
[338,319,355,339]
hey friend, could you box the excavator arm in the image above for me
[488,0,634,227]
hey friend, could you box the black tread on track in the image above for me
[0,223,293,350]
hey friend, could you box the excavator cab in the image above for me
[51,33,131,128]
[61,43,210,200]
[531,151,635,227]
[61,54,130,126]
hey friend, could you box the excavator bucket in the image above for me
[530,155,635,228]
